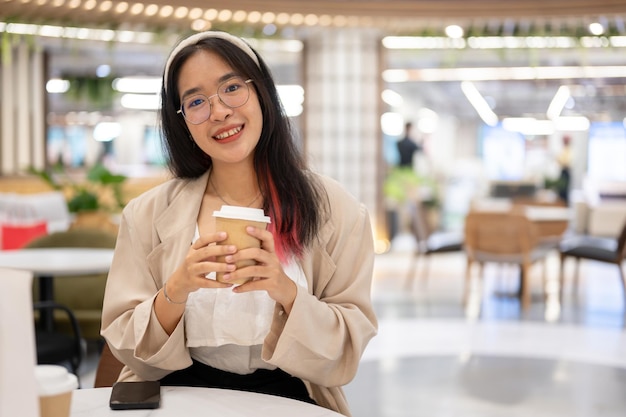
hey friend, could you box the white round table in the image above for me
[70,386,343,417]
[0,247,114,330]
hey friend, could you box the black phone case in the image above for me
[109,381,161,410]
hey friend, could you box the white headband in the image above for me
[163,31,260,89]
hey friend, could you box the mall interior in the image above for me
[1,1,626,416]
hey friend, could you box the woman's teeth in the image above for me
[215,126,242,140]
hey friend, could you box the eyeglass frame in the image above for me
[176,77,254,125]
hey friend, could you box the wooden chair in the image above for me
[405,201,463,289]
[463,211,555,310]
[94,342,125,388]
[558,221,626,302]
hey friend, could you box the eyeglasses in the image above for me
[177,76,253,125]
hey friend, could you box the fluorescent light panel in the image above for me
[384,66,626,82]
[461,81,498,126]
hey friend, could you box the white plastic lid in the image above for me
[35,365,78,396]
[212,205,271,223]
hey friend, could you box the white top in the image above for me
[0,248,114,276]
[185,227,307,374]
[70,387,343,417]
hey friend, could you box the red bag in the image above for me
[0,222,48,250]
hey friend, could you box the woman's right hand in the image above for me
[166,232,236,302]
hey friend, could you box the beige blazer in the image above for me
[101,171,378,416]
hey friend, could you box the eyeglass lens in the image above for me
[180,76,251,125]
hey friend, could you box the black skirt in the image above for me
[160,360,316,405]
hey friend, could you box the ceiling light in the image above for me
[120,93,160,110]
[381,112,404,136]
[93,122,121,142]
[384,66,626,82]
[445,25,464,39]
[461,81,498,126]
[554,116,590,131]
[191,20,209,32]
[129,4,144,15]
[275,13,290,25]
[96,64,111,77]
[144,4,158,16]
[217,10,232,21]
[247,11,261,23]
[204,9,218,20]
[113,76,160,93]
[261,12,275,24]
[114,2,128,14]
[232,10,247,22]
[46,79,70,93]
[188,8,203,20]
[174,7,188,19]
[304,14,319,26]
[289,14,304,25]
[589,22,605,36]
[159,5,173,18]
[546,86,571,120]
[503,117,555,136]
[98,0,112,12]
[381,89,404,107]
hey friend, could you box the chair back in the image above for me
[94,342,125,388]
[464,211,537,260]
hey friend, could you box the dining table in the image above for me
[0,247,114,330]
[70,386,343,417]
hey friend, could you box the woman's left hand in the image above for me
[221,226,297,314]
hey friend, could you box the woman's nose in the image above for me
[208,96,232,121]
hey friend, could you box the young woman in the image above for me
[101,30,377,416]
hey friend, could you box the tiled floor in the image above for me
[78,234,626,416]
[343,239,626,417]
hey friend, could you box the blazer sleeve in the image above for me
[262,184,378,387]
[100,198,193,381]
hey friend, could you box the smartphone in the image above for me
[109,381,161,410]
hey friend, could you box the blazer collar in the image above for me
[154,170,210,244]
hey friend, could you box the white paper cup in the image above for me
[213,205,271,285]
[35,365,78,417]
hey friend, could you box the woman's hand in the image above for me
[221,226,297,314]
[165,231,236,302]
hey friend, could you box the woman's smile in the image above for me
[213,124,244,142]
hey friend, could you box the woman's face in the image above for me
[176,49,262,167]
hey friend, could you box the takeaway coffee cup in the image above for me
[35,365,78,417]
[213,205,271,285]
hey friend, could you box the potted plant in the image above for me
[383,166,441,238]
[29,164,127,231]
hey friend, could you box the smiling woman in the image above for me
[100,30,377,417]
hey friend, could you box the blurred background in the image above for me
[2,0,625,250]
[2,2,626,416]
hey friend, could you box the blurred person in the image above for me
[396,121,422,168]
[557,135,573,203]
[100,30,377,416]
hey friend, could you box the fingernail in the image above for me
[225,255,233,263]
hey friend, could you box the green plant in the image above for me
[383,167,440,208]
[28,164,127,213]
